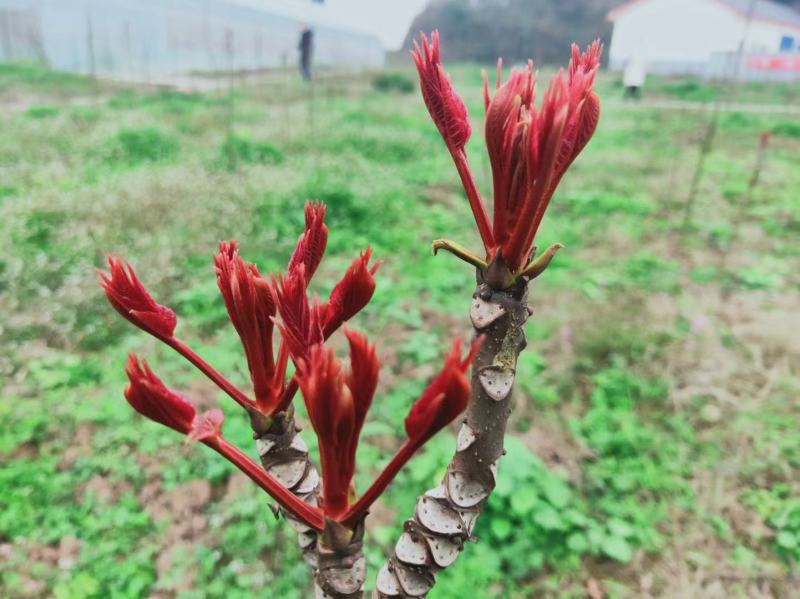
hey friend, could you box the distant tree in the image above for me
[404,0,618,64]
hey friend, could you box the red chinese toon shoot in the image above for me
[101,199,480,535]
[413,31,602,286]
[272,258,482,530]
[100,201,376,424]
[294,330,481,530]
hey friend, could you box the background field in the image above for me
[1,62,799,598]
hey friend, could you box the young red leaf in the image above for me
[480,42,602,273]
[273,267,324,363]
[484,60,537,252]
[99,258,177,341]
[295,334,378,521]
[296,344,356,520]
[324,248,379,336]
[343,328,379,444]
[411,30,471,153]
[414,31,495,251]
[124,355,221,442]
[550,41,604,192]
[404,338,482,444]
[287,201,328,284]
[214,241,278,412]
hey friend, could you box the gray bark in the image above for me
[254,410,367,597]
[314,520,366,598]
[252,409,321,567]
[375,272,529,597]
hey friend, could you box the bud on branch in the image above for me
[287,201,328,283]
[494,41,602,271]
[415,31,602,283]
[100,258,177,341]
[214,241,278,413]
[296,330,378,521]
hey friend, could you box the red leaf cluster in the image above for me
[214,241,278,411]
[491,41,602,270]
[296,331,379,519]
[413,32,603,276]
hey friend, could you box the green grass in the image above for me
[1,62,799,598]
[0,62,95,95]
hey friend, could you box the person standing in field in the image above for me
[624,55,646,99]
[299,24,314,82]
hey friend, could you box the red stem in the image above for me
[167,337,256,411]
[341,439,419,529]
[209,436,325,530]
[451,149,494,252]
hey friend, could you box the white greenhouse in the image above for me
[0,0,384,78]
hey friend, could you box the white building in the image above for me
[0,0,384,78]
[607,0,800,80]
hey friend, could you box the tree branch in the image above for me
[376,272,529,597]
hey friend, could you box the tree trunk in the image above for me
[376,272,529,597]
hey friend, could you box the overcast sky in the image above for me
[323,0,431,49]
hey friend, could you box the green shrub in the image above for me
[24,104,59,119]
[219,134,284,170]
[745,485,800,565]
[661,79,717,102]
[719,111,757,129]
[572,365,691,554]
[771,120,800,139]
[372,72,415,94]
[107,127,179,164]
